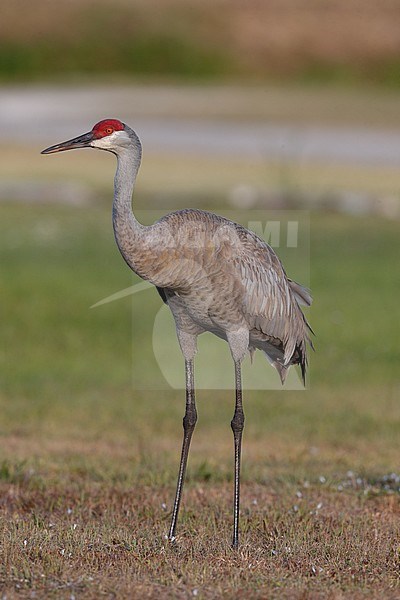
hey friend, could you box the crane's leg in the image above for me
[168,358,197,541]
[231,359,245,549]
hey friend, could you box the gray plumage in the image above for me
[41,119,314,549]
[152,208,313,384]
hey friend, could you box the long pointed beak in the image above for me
[41,131,94,154]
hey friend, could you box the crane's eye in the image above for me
[105,127,114,135]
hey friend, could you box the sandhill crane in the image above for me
[42,119,313,549]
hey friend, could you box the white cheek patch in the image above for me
[91,132,119,149]
[91,130,131,150]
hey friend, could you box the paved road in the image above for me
[1,86,400,166]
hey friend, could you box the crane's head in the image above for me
[41,119,134,155]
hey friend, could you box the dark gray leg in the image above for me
[231,360,245,549]
[168,359,197,541]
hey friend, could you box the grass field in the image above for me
[1,188,399,598]
[2,0,400,85]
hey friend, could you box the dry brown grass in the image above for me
[0,425,399,599]
[228,0,400,73]
[1,458,399,599]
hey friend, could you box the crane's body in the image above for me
[42,119,313,548]
[131,208,311,381]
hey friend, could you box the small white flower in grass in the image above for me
[316,502,323,510]
[161,503,167,511]
[293,505,299,512]
[296,491,302,499]
[23,540,28,547]
[192,589,198,597]
[67,508,73,515]
[60,549,65,556]
[252,498,258,505]
[311,566,323,575]
[73,524,78,530]
[319,476,326,484]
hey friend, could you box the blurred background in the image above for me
[1,0,399,513]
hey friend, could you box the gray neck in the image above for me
[112,133,145,273]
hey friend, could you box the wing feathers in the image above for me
[288,279,313,306]
[228,225,313,380]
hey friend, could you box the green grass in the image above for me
[1,201,399,598]
[0,35,234,82]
